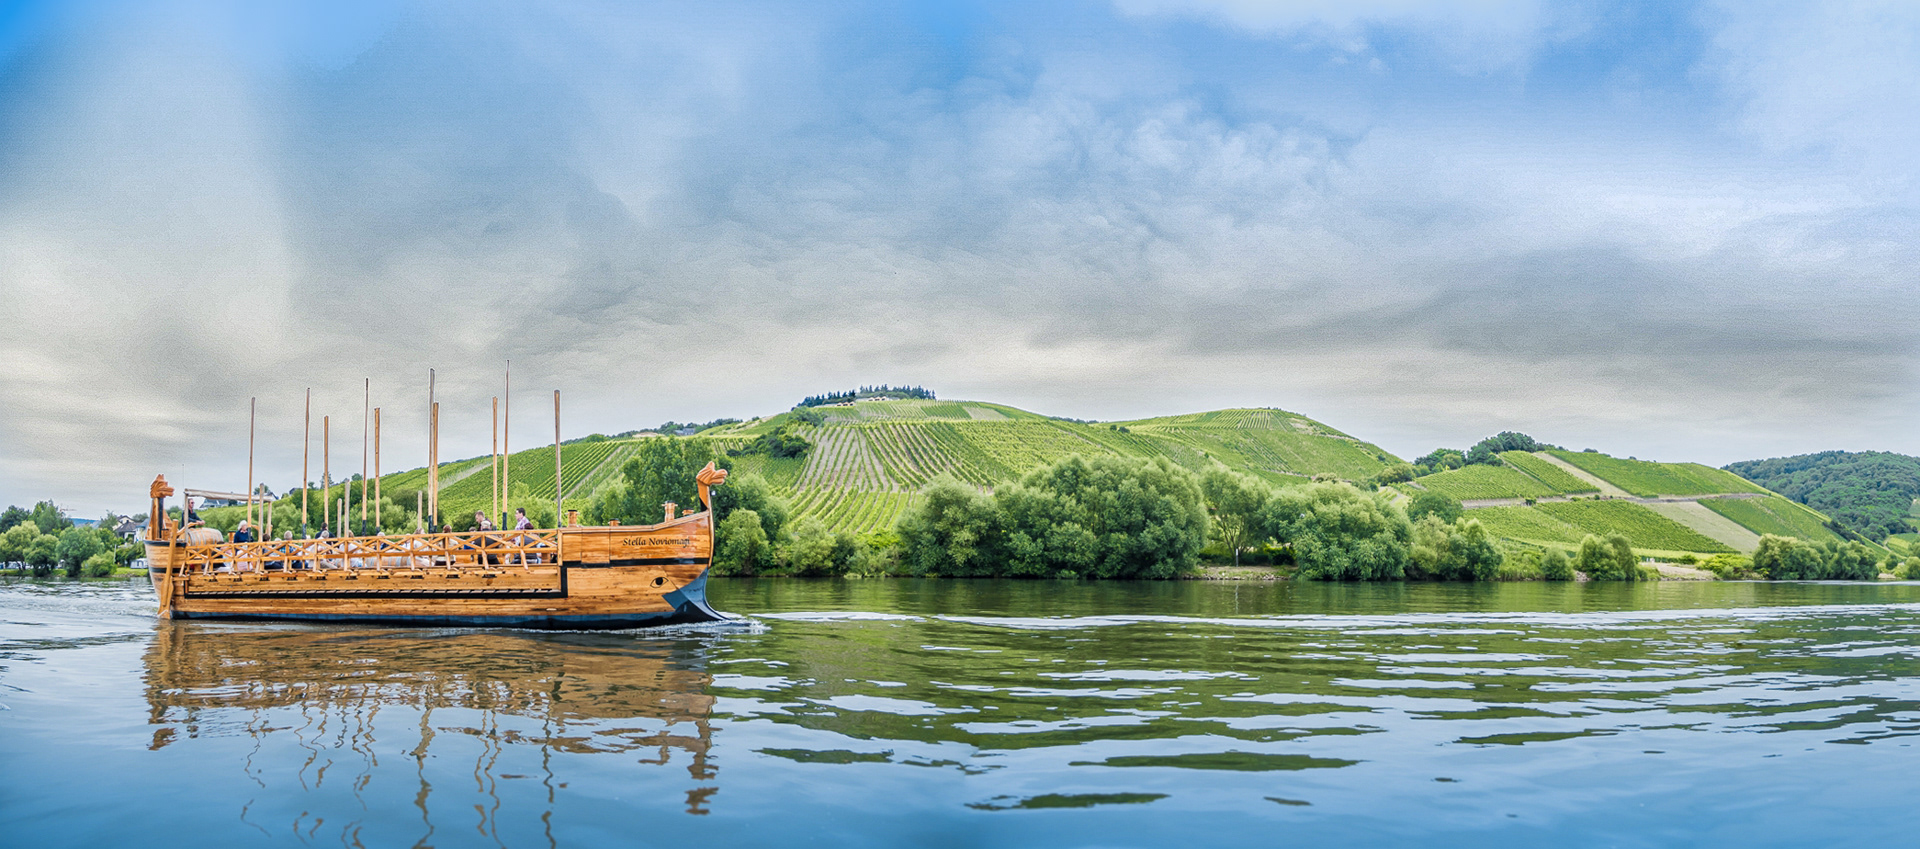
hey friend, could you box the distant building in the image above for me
[114,518,143,539]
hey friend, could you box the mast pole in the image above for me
[323,415,330,533]
[503,360,510,529]
[302,389,310,536]
[374,407,382,532]
[246,397,256,532]
[361,378,369,536]
[431,402,440,531]
[553,390,562,527]
[491,396,500,524]
[428,368,437,532]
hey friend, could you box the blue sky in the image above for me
[1,0,1915,513]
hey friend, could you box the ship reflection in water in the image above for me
[142,623,718,846]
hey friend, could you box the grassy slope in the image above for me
[1501,452,1599,493]
[372,399,1398,534]
[1546,450,1765,497]
[1700,495,1843,544]
[1414,465,1555,500]
[757,402,1401,530]
[348,397,1852,550]
[1473,500,1734,554]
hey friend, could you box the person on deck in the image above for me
[231,519,256,573]
[472,511,495,565]
[512,507,537,564]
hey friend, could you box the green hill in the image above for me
[1545,450,1765,498]
[294,397,1873,559]
[1723,451,1920,542]
[363,399,1400,534]
[1392,447,1856,557]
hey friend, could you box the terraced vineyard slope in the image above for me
[1546,450,1765,498]
[1471,500,1735,556]
[710,401,1403,531]
[353,396,1859,551]
[1416,449,1851,556]
[367,399,1402,534]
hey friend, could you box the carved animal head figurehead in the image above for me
[695,462,729,508]
[150,475,174,499]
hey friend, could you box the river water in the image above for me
[3,577,1917,848]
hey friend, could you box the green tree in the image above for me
[1201,467,1270,567]
[26,533,58,577]
[1406,490,1463,524]
[1261,482,1412,581]
[1408,515,1503,581]
[1752,534,1824,579]
[994,456,1209,579]
[780,518,855,577]
[591,438,720,525]
[1455,519,1503,581]
[897,476,1002,577]
[1898,555,1920,580]
[29,500,70,534]
[0,521,40,567]
[1415,449,1466,474]
[1374,463,1417,485]
[1575,533,1641,581]
[1810,540,1880,580]
[0,505,29,533]
[712,473,790,544]
[712,509,771,576]
[113,539,146,566]
[55,526,105,577]
[82,552,117,578]
[1540,548,1574,581]
[846,531,902,577]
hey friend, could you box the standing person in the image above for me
[512,507,537,564]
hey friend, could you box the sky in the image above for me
[0,0,1915,516]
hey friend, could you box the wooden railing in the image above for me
[170,530,562,575]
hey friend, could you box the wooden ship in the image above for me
[143,377,733,629]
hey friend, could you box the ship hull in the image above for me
[146,514,729,630]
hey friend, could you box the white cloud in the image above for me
[1,0,1917,514]
[1112,0,1558,71]
[1702,0,1920,196]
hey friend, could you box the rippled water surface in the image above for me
[4,578,1919,848]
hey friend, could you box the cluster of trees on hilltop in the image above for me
[727,422,811,459]
[797,385,934,407]
[1410,432,1560,476]
[1724,451,1920,542]
[0,502,145,578]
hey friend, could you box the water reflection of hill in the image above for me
[142,624,719,843]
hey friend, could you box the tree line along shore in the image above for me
[8,394,1917,581]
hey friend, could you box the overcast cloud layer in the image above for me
[1,0,1915,515]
